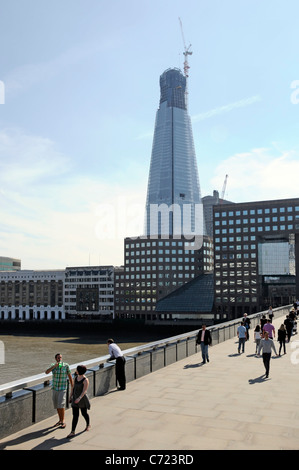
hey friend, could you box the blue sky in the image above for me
[0,0,299,270]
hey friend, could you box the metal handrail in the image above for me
[0,305,291,397]
[0,329,200,397]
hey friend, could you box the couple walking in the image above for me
[45,354,90,437]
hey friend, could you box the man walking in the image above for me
[196,325,212,364]
[237,322,247,354]
[107,339,126,390]
[262,319,275,339]
[45,353,73,428]
[258,331,278,378]
[242,313,251,340]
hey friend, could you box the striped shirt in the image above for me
[51,362,71,391]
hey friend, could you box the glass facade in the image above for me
[145,68,204,239]
[258,240,295,275]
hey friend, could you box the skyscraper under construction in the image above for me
[144,67,205,239]
[114,63,213,322]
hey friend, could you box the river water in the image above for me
[0,328,165,386]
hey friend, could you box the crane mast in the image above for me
[179,17,192,109]
[220,174,228,203]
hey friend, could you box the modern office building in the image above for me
[0,256,21,271]
[144,68,205,239]
[213,197,299,320]
[114,235,213,321]
[202,190,233,238]
[64,266,115,319]
[0,270,64,320]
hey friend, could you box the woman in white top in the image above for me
[254,325,262,354]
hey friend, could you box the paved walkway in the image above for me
[1,314,299,451]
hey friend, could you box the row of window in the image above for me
[216,288,257,294]
[125,240,197,248]
[127,257,196,263]
[215,216,296,225]
[125,265,196,271]
[126,249,198,257]
[215,271,257,277]
[215,245,256,251]
[215,253,256,260]
[215,225,296,234]
[215,296,258,303]
[215,206,299,218]
[116,273,195,283]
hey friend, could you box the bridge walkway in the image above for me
[0,315,299,450]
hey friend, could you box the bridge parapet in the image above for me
[0,305,291,440]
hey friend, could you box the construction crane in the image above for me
[179,17,192,108]
[220,174,228,203]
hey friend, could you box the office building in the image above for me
[114,235,213,321]
[0,270,64,320]
[64,266,115,319]
[202,190,233,238]
[0,257,21,271]
[213,197,299,320]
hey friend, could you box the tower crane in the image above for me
[220,174,228,203]
[179,17,192,108]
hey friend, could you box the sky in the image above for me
[0,0,299,270]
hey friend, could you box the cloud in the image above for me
[0,128,146,270]
[210,146,299,203]
[192,95,262,122]
[0,128,71,186]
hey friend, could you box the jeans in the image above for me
[238,337,246,353]
[200,342,209,362]
[279,340,286,355]
[262,352,271,376]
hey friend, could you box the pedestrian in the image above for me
[242,313,251,340]
[268,306,274,322]
[277,324,287,356]
[260,315,267,330]
[262,319,275,339]
[284,315,293,342]
[45,353,73,429]
[237,322,247,354]
[196,325,212,364]
[67,365,91,438]
[289,308,296,322]
[257,331,278,378]
[107,339,126,390]
[254,325,262,354]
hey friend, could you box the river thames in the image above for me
[0,327,166,386]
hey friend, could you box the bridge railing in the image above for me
[0,305,291,440]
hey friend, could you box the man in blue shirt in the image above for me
[237,322,247,354]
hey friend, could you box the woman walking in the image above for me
[67,365,91,438]
[254,325,262,354]
[278,324,287,356]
